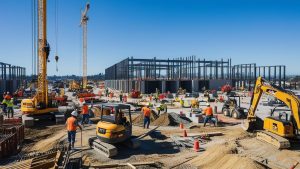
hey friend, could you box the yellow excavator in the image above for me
[89,103,140,157]
[21,0,58,115]
[243,76,300,149]
[69,80,81,92]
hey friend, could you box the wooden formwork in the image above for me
[0,133,18,158]
[0,124,24,145]
[2,150,63,169]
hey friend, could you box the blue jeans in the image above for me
[81,114,90,124]
[204,116,216,126]
[144,116,150,129]
[68,131,76,143]
[2,106,7,115]
[7,107,13,118]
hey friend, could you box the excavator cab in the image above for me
[90,103,139,157]
[96,103,132,144]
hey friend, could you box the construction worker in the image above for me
[142,105,151,129]
[66,110,82,149]
[1,98,8,116]
[105,88,109,97]
[180,98,184,107]
[81,102,90,125]
[6,98,14,118]
[203,103,216,127]
[119,91,123,102]
[4,92,12,100]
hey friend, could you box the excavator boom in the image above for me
[244,76,300,148]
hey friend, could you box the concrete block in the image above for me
[190,113,204,123]
[22,115,34,127]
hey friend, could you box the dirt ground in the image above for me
[23,121,66,153]
[6,91,300,169]
[18,120,300,169]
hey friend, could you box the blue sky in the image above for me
[0,0,299,76]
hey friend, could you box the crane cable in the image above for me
[54,0,59,72]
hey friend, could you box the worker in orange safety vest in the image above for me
[203,103,216,127]
[81,102,90,126]
[66,110,82,149]
[142,105,151,129]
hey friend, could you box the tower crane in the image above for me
[21,0,58,115]
[80,2,90,89]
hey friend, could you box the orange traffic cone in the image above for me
[183,129,187,137]
[180,123,184,129]
[194,139,200,152]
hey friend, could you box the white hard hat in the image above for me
[206,103,210,106]
[71,111,78,117]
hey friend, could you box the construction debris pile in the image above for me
[132,110,159,125]
[152,112,192,127]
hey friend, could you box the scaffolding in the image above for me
[0,62,26,98]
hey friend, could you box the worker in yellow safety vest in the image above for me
[6,99,14,118]
[66,111,82,149]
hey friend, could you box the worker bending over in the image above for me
[66,111,82,149]
[142,105,151,129]
[203,103,216,127]
[81,102,90,126]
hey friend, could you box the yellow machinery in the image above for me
[243,77,300,149]
[222,96,247,119]
[21,0,58,115]
[89,103,140,157]
[69,80,80,92]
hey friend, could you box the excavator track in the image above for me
[256,130,290,149]
[89,137,118,157]
[88,137,140,158]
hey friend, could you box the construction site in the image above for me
[1,0,300,169]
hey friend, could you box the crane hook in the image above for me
[55,55,59,72]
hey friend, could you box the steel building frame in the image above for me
[105,57,287,93]
[105,57,232,81]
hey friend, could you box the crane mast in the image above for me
[37,0,49,108]
[80,3,90,89]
